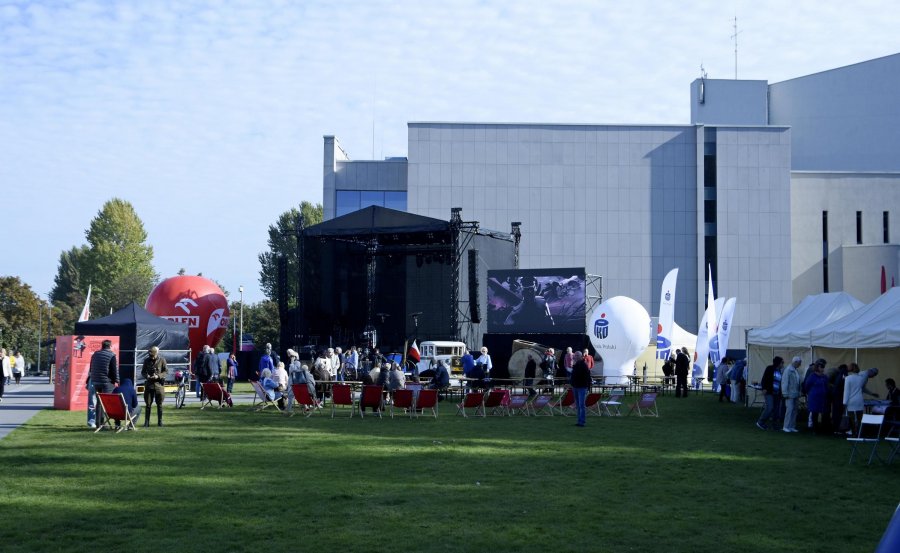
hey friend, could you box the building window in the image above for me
[822,211,829,293]
[856,211,862,244]
[884,211,890,243]
[335,190,407,217]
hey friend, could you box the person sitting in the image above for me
[429,359,451,391]
[376,364,390,389]
[290,362,318,410]
[388,362,406,401]
[467,361,486,391]
[260,369,285,405]
[113,378,141,429]
[273,361,290,409]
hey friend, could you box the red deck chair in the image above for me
[507,394,530,416]
[290,383,319,417]
[627,392,659,417]
[484,389,511,416]
[201,381,228,409]
[456,391,486,417]
[415,389,439,418]
[585,392,604,416]
[359,385,384,418]
[552,388,576,416]
[390,389,416,418]
[250,380,282,412]
[96,393,136,433]
[331,383,355,418]
[529,393,554,416]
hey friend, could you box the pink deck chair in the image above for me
[390,389,416,418]
[200,381,230,409]
[627,392,659,417]
[484,389,511,416]
[96,393,136,433]
[331,383,355,418]
[507,394,530,416]
[529,393,555,416]
[585,392,604,416]
[456,391,486,417]
[359,384,384,418]
[415,389,439,418]
[552,388,576,416]
[290,383,319,417]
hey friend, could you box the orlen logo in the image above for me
[163,315,200,328]
[175,298,199,314]
[206,308,230,336]
[593,313,609,340]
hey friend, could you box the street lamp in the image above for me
[239,285,244,353]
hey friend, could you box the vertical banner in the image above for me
[693,266,715,379]
[53,335,120,411]
[716,297,737,361]
[656,268,678,359]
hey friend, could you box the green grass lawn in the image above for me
[0,394,897,553]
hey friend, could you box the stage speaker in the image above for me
[468,249,481,323]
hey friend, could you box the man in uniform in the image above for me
[141,346,168,427]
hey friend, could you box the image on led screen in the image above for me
[486,268,586,333]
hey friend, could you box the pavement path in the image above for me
[0,376,55,440]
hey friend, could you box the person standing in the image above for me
[258,343,275,381]
[570,351,592,427]
[194,345,213,400]
[193,346,208,398]
[781,356,802,433]
[205,346,220,383]
[0,349,9,402]
[460,348,475,378]
[13,350,24,384]
[843,364,879,436]
[225,353,238,394]
[802,361,830,434]
[89,340,118,427]
[141,346,167,427]
[582,348,595,375]
[674,347,690,398]
[756,356,784,430]
[541,349,557,385]
[476,347,492,378]
[563,347,575,376]
[716,358,732,403]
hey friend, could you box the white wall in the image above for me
[690,79,768,126]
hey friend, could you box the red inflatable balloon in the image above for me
[145,276,230,360]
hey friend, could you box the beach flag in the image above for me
[78,285,92,322]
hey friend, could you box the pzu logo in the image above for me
[665,291,671,301]
[593,314,609,340]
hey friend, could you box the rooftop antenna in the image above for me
[699,63,708,104]
[730,16,742,79]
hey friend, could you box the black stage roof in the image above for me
[305,206,451,243]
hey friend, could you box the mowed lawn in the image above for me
[0,393,897,553]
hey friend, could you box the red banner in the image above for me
[53,335,120,411]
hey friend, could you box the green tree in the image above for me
[219,300,280,353]
[258,201,322,306]
[49,199,158,328]
[0,276,41,362]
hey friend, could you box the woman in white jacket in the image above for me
[0,348,11,401]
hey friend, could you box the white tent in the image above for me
[746,292,863,388]
[808,287,900,397]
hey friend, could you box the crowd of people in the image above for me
[0,348,26,403]
[754,356,898,436]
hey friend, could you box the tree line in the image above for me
[0,198,322,366]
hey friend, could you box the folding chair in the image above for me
[456,391,486,417]
[289,383,319,417]
[484,389,511,416]
[552,388,575,416]
[884,422,900,465]
[508,394,530,416]
[585,392,604,416]
[390,389,416,418]
[95,393,137,433]
[250,381,282,412]
[331,383,355,418]
[601,389,625,416]
[848,414,884,465]
[415,389,439,418]
[529,393,554,416]
[627,392,659,417]
[359,385,384,418]
[200,382,228,409]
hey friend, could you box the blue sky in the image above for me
[1,0,898,303]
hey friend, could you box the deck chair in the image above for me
[390,389,416,418]
[200,381,228,409]
[552,388,575,416]
[848,414,884,465]
[484,389,511,416]
[331,383,355,418]
[508,394,530,416]
[585,392,604,416]
[529,393,555,416]
[415,389,439,418]
[601,389,625,416]
[627,392,659,417]
[289,383,319,417]
[250,381,282,412]
[359,385,384,418]
[456,391,486,417]
[95,393,136,433]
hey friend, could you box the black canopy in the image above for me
[305,205,451,241]
[74,302,190,382]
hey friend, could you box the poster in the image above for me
[53,335,120,411]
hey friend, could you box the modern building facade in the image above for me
[322,53,900,349]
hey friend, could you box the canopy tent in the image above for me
[745,292,864,388]
[808,287,900,396]
[74,301,190,382]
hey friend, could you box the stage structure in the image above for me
[299,206,516,352]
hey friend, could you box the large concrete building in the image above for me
[322,53,900,349]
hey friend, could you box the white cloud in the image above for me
[1,0,899,302]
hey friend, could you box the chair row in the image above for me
[455,388,659,418]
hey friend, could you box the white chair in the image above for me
[848,414,884,465]
[601,389,625,416]
[884,421,900,465]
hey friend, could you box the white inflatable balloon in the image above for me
[588,296,651,385]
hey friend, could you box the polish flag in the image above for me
[408,340,421,363]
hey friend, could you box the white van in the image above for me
[416,341,467,374]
